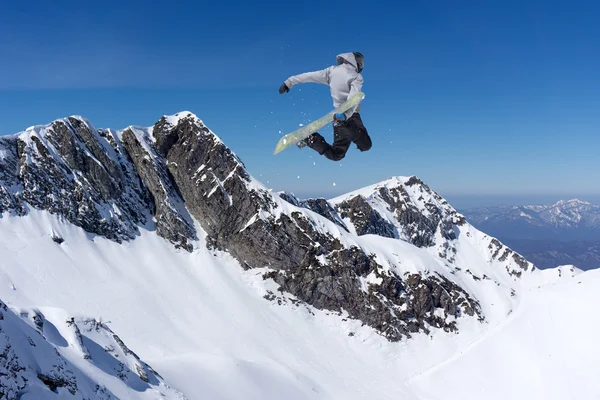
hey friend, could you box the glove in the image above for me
[279,82,290,94]
[333,113,347,122]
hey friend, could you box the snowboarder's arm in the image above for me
[285,67,332,89]
[344,74,364,119]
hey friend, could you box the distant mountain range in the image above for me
[461,199,600,270]
[462,199,600,241]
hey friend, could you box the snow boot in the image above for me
[297,133,320,149]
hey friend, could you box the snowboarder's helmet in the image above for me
[353,52,364,73]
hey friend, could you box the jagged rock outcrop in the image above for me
[0,137,24,215]
[265,254,481,340]
[336,194,396,237]
[121,126,196,251]
[279,192,348,230]
[0,117,150,241]
[328,176,532,278]
[161,115,316,268]
[333,176,462,248]
[152,114,483,340]
[18,118,150,241]
[488,238,531,277]
[0,116,196,250]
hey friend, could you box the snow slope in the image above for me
[1,206,599,399]
[409,267,599,400]
[0,299,184,399]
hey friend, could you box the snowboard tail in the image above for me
[273,92,365,154]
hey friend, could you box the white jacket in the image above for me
[284,52,363,118]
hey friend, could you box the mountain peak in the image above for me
[553,198,591,207]
[329,175,428,202]
[162,111,202,127]
[16,115,95,140]
[462,198,600,243]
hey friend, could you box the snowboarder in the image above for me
[278,52,371,161]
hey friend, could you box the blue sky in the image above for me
[1,0,599,205]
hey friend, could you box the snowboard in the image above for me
[273,91,365,154]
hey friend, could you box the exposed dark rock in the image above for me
[279,192,349,231]
[0,116,199,250]
[121,128,196,251]
[153,116,184,156]
[32,310,44,332]
[52,235,64,244]
[268,261,480,341]
[512,253,529,269]
[10,118,152,242]
[406,273,421,288]
[38,371,77,395]
[0,137,25,216]
[0,342,28,399]
[489,238,530,277]
[328,177,536,285]
[330,180,465,266]
[336,195,396,237]
[278,192,300,207]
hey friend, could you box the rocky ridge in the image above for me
[0,112,535,344]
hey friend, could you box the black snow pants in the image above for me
[307,113,372,161]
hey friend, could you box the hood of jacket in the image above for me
[336,52,361,73]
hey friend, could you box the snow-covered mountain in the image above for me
[1,113,598,399]
[0,300,185,399]
[462,200,600,269]
[462,199,600,241]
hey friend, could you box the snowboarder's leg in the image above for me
[307,124,352,161]
[346,113,372,152]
